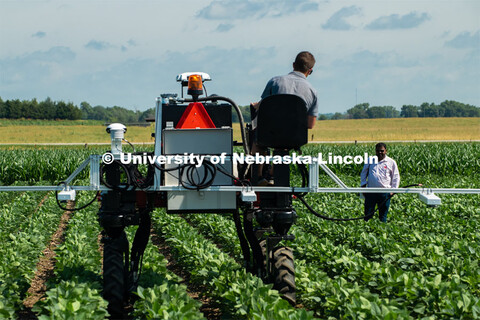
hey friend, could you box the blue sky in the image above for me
[1,0,479,113]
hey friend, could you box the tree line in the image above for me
[322,100,479,120]
[0,97,154,123]
[0,97,478,123]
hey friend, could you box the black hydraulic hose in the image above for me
[296,195,370,221]
[397,184,423,188]
[100,161,133,191]
[296,183,422,222]
[214,161,252,187]
[295,162,309,198]
[129,165,154,190]
[232,210,251,268]
[183,96,250,155]
[243,210,264,273]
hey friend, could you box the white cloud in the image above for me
[445,30,480,49]
[85,40,114,51]
[0,46,76,99]
[366,12,430,30]
[216,23,234,33]
[322,6,362,30]
[32,31,46,38]
[197,0,318,20]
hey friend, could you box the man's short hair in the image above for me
[376,142,387,150]
[293,51,315,73]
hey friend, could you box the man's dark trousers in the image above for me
[364,193,391,223]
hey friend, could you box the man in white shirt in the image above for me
[360,143,400,222]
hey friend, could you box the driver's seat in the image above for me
[255,94,308,149]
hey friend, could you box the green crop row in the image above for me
[0,189,22,206]
[123,226,206,319]
[33,192,109,320]
[0,191,48,239]
[152,209,314,319]
[23,190,205,320]
[292,228,478,317]
[183,214,244,261]
[0,192,64,318]
[180,212,405,318]
[0,148,96,185]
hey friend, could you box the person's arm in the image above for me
[308,92,318,129]
[308,115,316,129]
[391,160,400,189]
[250,102,260,110]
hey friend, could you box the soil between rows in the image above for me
[18,200,74,320]
[149,228,223,320]
[16,201,223,319]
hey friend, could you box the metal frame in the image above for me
[1,156,478,197]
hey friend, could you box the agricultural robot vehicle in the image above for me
[2,72,480,318]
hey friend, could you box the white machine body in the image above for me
[162,127,236,212]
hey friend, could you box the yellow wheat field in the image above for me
[0,118,478,144]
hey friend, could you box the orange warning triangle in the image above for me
[176,102,216,129]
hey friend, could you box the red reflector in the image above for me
[176,102,216,129]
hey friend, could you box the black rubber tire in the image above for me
[272,246,296,306]
[259,239,268,279]
[103,232,129,319]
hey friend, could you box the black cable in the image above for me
[127,152,156,190]
[55,181,99,212]
[295,183,422,222]
[122,138,136,153]
[203,83,208,97]
[155,155,251,190]
[129,165,153,190]
[295,162,309,197]
[211,160,252,187]
[179,161,217,190]
[151,156,213,190]
[99,151,164,190]
[100,161,133,191]
[296,195,370,221]
[120,151,250,190]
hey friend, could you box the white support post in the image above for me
[153,97,163,191]
[63,157,91,186]
[309,158,319,193]
[90,155,100,190]
[319,162,348,189]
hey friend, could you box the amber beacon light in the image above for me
[187,74,203,100]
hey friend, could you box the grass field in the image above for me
[307,117,480,142]
[0,117,478,143]
[1,124,155,144]
[0,119,104,126]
